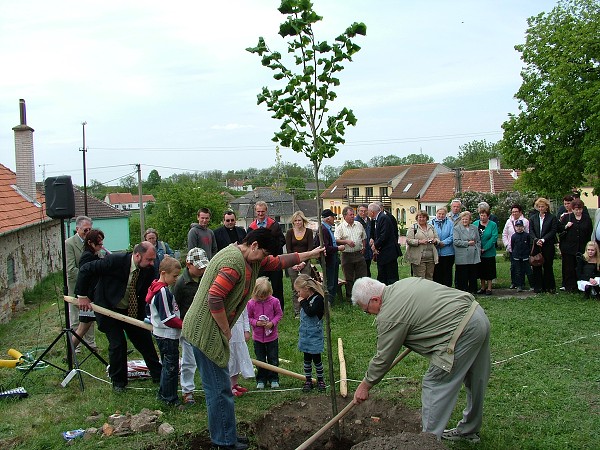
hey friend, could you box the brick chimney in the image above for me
[12,99,36,201]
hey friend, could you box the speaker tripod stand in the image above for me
[21,217,108,391]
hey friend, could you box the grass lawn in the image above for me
[0,256,598,449]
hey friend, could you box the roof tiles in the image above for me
[0,164,52,235]
[420,169,520,202]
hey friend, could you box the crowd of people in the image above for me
[67,194,598,448]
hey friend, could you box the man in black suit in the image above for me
[214,210,247,253]
[318,209,345,304]
[356,204,373,278]
[75,241,162,391]
[368,202,400,285]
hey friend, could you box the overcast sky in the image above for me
[1,0,558,186]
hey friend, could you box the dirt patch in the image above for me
[252,397,445,450]
[157,397,446,450]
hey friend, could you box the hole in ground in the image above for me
[153,397,447,449]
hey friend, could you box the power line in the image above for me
[98,170,138,186]
[87,131,502,152]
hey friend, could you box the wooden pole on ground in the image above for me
[251,358,315,383]
[338,338,347,398]
[64,296,152,331]
[65,296,320,383]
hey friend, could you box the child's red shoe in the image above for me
[232,387,244,397]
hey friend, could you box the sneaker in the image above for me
[256,381,265,390]
[270,381,280,389]
[112,385,126,393]
[232,387,244,397]
[302,381,313,392]
[509,284,516,289]
[317,380,326,392]
[182,392,196,405]
[442,428,481,443]
[233,384,248,393]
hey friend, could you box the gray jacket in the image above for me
[453,224,481,265]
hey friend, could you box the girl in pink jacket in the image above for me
[247,276,283,389]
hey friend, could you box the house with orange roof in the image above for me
[420,159,521,214]
[0,100,62,323]
[104,192,156,211]
[320,163,450,228]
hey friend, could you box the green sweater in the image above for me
[182,245,260,367]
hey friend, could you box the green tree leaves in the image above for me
[246,0,366,173]
[145,179,227,250]
[501,0,600,197]
[443,139,501,170]
[145,169,162,192]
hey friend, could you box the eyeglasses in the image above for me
[224,219,236,223]
[82,228,91,233]
[363,298,373,314]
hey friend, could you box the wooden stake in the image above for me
[338,338,347,398]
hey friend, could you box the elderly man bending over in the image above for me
[352,276,491,443]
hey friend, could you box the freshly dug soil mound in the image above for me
[252,397,447,450]
[149,397,446,449]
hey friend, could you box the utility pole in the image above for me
[137,164,145,241]
[80,122,88,215]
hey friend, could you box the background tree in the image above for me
[320,165,341,186]
[88,179,108,200]
[143,178,227,250]
[501,0,600,197]
[339,159,368,173]
[401,153,434,165]
[450,191,499,218]
[145,169,162,192]
[441,155,458,168]
[442,139,501,170]
[119,174,137,194]
[368,153,434,167]
[247,0,365,424]
[286,177,311,199]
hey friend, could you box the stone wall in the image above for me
[0,220,62,323]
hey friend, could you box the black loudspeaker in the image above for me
[45,176,75,219]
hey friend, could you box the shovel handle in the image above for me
[295,402,356,450]
[295,348,412,450]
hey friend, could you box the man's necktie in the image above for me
[127,269,139,318]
